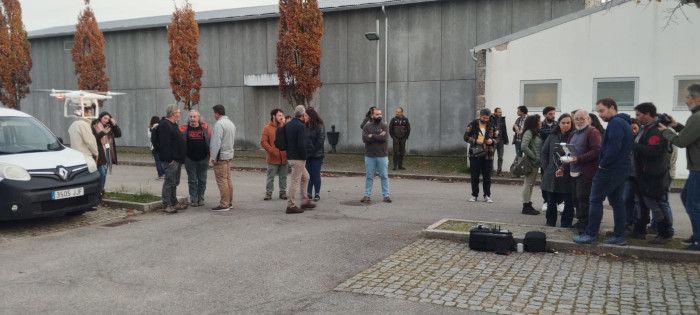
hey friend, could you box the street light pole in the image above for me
[374,19,380,112]
[382,6,388,123]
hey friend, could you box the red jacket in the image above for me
[260,121,287,165]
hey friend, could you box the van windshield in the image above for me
[0,116,64,155]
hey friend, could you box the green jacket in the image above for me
[663,106,700,172]
[521,130,542,168]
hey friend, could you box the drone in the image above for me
[39,89,125,119]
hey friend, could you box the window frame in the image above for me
[674,75,700,110]
[592,77,639,110]
[519,79,562,111]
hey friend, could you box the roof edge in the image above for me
[472,0,631,52]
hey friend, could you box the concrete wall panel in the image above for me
[243,20,268,76]
[440,80,475,152]
[552,0,586,19]
[346,9,379,84]
[318,84,348,149]
[386,6,408,83]
[407,81,440,152]
[153,28,170,89]
[512,0,552,33]
[320,12,348,84]
[60,37,76,90]
[198,25,221,88]
[408,3,441,82]
[476,0,512,44]
[134,30,157,89]
[441,0,477,80]
[347,83,376,148]
[218,23,245,87]
[265,19,278,74]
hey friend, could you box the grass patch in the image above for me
[105,191,161,203]
[435,220,475,232]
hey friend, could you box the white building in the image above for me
[474,0,700,178]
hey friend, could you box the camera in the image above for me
[658,113,672,126]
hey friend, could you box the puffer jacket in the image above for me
[306,123,326,159]
[260,121,287,165]
[521,130,542,168]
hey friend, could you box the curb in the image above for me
[102,196,188,213]
[422,219,700,263]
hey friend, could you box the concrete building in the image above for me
[474,0,700,178]
[23,0,586,153]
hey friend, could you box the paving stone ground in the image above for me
[0,206,128,243]
[335,239,700,315]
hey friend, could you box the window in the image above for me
[520,80,561,110]
[593,78,638,109]
[674,76,700,110]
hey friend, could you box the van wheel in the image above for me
[66,210,86,216]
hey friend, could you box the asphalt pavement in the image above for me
[0,164,696,314]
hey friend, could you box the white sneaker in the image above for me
[557,203,564,213]
[541,203,548,212]
[468,196,476,202]
[484,196,493,203]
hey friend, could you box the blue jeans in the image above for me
[587,168,628,238]
[623,177,638,226]
[364,156,390,197]
[682,171,700,243]
[306,157,324,196]
[652,188,675,235]
[184,157,208,203]
[152,150,164,177]
[97,165,107,191]
[514,142,523,157]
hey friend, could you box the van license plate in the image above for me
[52,187,84,200]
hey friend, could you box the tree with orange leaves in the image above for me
[72,0,109,93]
[167,0,202,110]
[276,0,323,108]
[0,0,32,110]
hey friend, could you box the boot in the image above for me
[522,202,539,215]
[392,156,398,170]
[398,156,406,170]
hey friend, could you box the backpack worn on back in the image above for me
[150,124,160,153]
[274,125,287,151]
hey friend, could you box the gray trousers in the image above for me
[266,163,288,193]
[162,161,182,206]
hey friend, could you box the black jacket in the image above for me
[488,115,508,144]
[634,119,671,197]
[306,123,326,159]
[158,118,186,163]
[285,118,308,160]
[389,116,411,139]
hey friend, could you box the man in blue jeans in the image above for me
[574,98,633,245]
[660,83,700,251]
[361,108,391,203]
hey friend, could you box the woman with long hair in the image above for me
[589,113,605,135]
[521,114,542,215]
[92,111,122,194]
[541,113,574,227]
[148,116,165,180]
[305,107,326,201]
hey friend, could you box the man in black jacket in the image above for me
[284,105,316,214]
[489,107,508,174]
[158,104,187,214]
[389,107,410,170]
[631,102,673,243]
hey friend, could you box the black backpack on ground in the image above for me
[469,225,516,253]
[523,231,547,252]
[274,125,287,151]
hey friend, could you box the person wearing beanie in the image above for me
[464,108,498,203]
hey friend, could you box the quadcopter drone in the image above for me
[40,89,125,119]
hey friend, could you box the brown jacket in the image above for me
[260,121,287,165]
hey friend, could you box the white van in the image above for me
[0,108,101,220]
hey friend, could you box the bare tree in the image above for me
[0,0,32,109]
[72,0,109,93]
[276,0,323,108]
[167,0,202,110]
